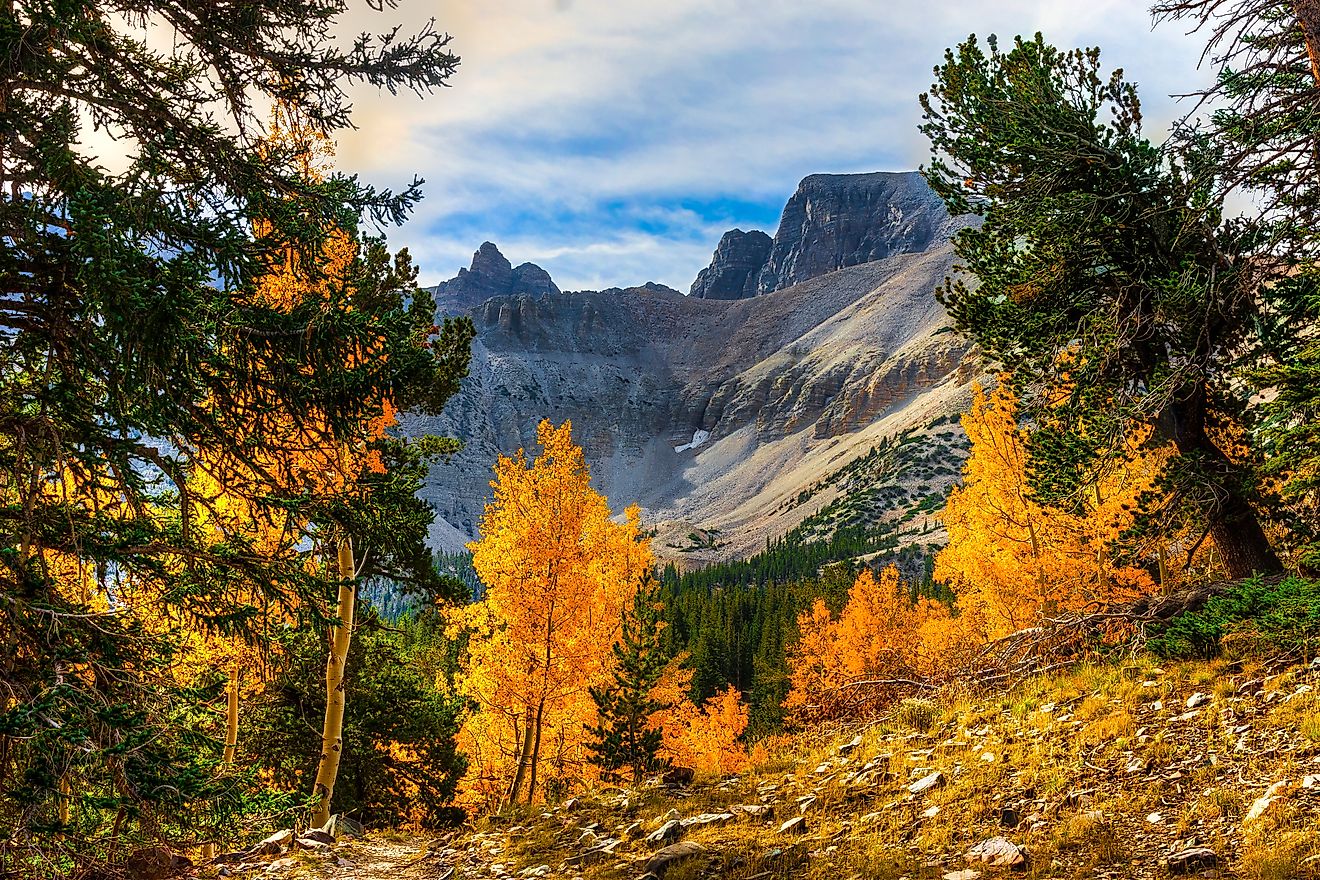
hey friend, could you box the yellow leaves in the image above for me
[453,419,655,808]
[647,660,749,775]
[784,566,976,720]
[934,382,1165,641]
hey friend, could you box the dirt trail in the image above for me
[322,836,452,880]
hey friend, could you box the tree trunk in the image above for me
[201,664,240,861]
[526,697,546,804]
[1168,397,1281,579]
[504,708,534,808]
[1296,1,1320,84]
[224,664,240,767]
[311,534,356,829]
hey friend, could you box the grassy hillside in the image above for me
[234,652,1320,880]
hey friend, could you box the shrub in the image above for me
[1147,576,1320,660]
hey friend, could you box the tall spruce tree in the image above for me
[0,1,471,874]
[920,33,1282,578]
[588,574,670,786]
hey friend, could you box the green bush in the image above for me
[1147,576,1320,660]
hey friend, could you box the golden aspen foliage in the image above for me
[646,661,750,775]
[783,566,977,720]
[934,383,1167,641]
[453,419,654,811]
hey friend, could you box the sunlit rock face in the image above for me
[409,172,983,563]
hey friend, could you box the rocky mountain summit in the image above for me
[689,229,772,300]
[432,241,560,312]
[689,171,954,300]
[412,171,980,562]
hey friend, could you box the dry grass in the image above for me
[371,656,1320,880]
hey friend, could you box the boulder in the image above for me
[247,829,294,857]
[1167,847,1218,874]
[645,819,683,847]
[965,837,1027,870]
[644,841,706,877]
[909,771,944,795]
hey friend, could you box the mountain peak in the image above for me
[430,242,560,313]
[690,171,951,299]
[690,229,773,300]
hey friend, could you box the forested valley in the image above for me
[6,1,1320,879]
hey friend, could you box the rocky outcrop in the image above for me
[690,229,773,300]
[754,171,949,293]
[410,172,982,561]
[429,241,559,313]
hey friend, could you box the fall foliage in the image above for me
[648,660,751,775]
[783,566,977,721]
[453,420,655,810]
[935,383,1168,640]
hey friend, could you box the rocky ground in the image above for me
[205,655,1320,880]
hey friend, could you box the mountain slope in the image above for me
[409,172,982,563]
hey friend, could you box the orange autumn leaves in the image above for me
[935,383,1169,639]
[784,566,979,720]
[785,382,1171,721]
[452,420,748,811]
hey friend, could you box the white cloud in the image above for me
[92,2,1224,292]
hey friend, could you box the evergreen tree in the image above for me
[920,33,1282,578]
[1152,1,1320,570]
[0,0,470,872]
[587,574,670,786]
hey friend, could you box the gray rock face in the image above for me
[430,242,559,313]
[754,171,949,293]
[410,172,983,563]
[690,229,773,300]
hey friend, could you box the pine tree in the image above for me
[0,1,469,871]
[587,574,670,786]
[920,33,1282,578]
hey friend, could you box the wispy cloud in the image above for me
[335,0,1212,291]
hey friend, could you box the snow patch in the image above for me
[674,430,711,454]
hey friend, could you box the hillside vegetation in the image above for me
[217,653,1320,880]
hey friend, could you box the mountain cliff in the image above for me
[411,172,981,563]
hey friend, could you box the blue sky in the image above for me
[335,1,1217,292]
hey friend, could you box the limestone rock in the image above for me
[680,812,735,827]
[778,816,808,835]
[1246,779,1289,822]
[965,837,1027,869]
[690,229,772,300]
[299,828,335,846]
[644,841,706,877]
[646,819,683,847]
[909,771,944,795]
[838,734,864,755]
[1167,847,1218,874]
